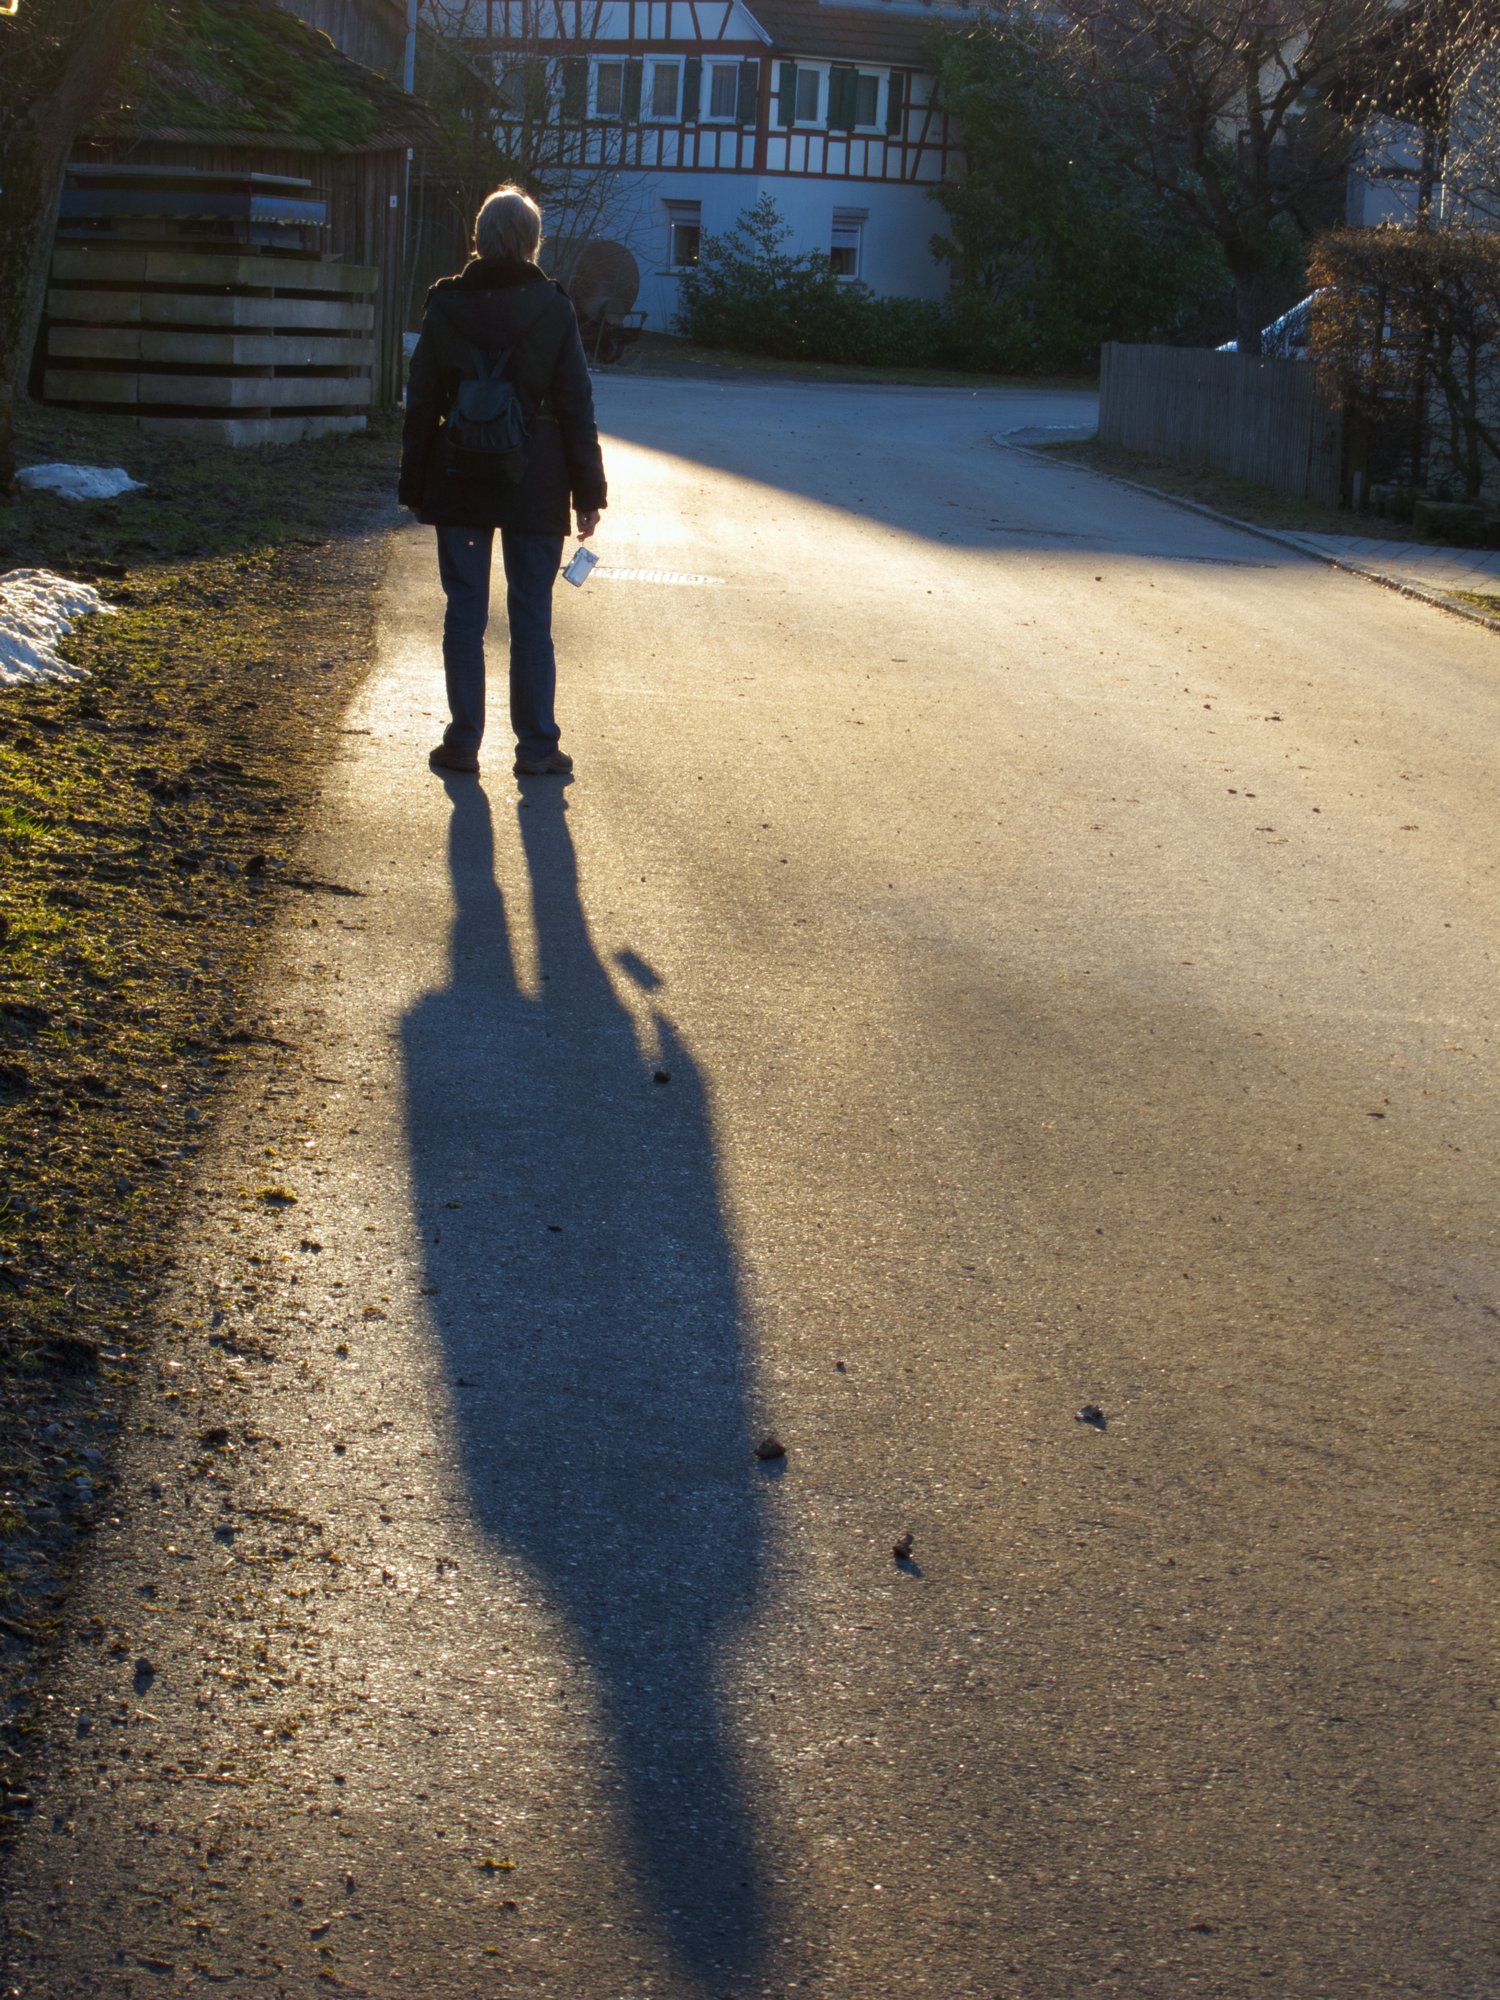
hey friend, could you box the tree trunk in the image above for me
[0,0,150,399]
[1232,268,1267,357]
[0,387,14,496]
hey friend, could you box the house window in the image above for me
[666,200,701,269]
[830,211,864,278]
[647,57,680,119]
[707,60,739,119]
[594,59,625,117]
[777,61,829,128]
[828,66,880,132]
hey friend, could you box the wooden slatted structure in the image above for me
[69,140,411,408]
[43,169,378,444]
[59,0,438,414]
[1099,343,1346,506]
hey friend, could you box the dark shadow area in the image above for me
[401,778,770,1988]
[0,399,395,575]
[591,377,1317,569]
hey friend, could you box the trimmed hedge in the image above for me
[1310,226,1500,504]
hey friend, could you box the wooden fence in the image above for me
[1099,343,1345,506]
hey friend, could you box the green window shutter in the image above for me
[622,56,643,121]
[683,55,702,119]
[885,69,904,136]
[562,57,587,121]
[776,60,796,127]
[737,58,760,126]
[828,65,856,131]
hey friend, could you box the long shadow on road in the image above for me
[400,777,770,1990]
[592,376,1311,571]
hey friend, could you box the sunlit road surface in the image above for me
[4,379,1499,2000]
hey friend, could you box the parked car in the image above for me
[1217,290,1327,358]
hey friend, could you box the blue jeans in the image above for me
[435,527,564,760]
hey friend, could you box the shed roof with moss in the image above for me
[96,0,433,152]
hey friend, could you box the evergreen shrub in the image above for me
[674,196,954,369]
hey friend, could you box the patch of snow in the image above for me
[0,569,116,688]
[16,463,145,501]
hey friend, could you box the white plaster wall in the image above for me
[559,170,949,331]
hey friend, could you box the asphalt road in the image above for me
[4,378,1499,2000]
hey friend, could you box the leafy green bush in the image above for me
[674,196,953,368]
[849,292,951,368]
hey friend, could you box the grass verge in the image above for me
[1032,436,1360,538]
[1449,589,1500,618]
[0,402,397,1804]
[629,330,1096,393]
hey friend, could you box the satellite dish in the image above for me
[569,240,640,322]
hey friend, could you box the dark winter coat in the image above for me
[398,257,607,533]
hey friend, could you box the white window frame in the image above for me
[852,71,881,130]
[592,58,626,118]
[665,200,702,271]
[644,55,683,122]
[793,64,823,125]
[830,208,865,280]
[705,59,740,122]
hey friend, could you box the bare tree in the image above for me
[1341,0,1496,227]
[0,0,149,400]
[1052,0,1430,353]
[1442,44,1500,225]
[414,0,655,297]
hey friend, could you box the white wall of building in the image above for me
[554,170,949,328]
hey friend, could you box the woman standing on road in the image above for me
[399,184,607,778]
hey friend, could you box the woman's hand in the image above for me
[576,509,600,540]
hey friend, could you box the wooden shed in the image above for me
[48,0,432,416]
[277,0,409,83]
[44,165,381,445]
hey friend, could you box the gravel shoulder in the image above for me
[0,404,398,1816]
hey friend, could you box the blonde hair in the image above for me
[474,184,543,263]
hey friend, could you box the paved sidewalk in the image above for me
[1277,528,1500,612]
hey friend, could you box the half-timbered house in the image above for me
[426,0,964,330]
